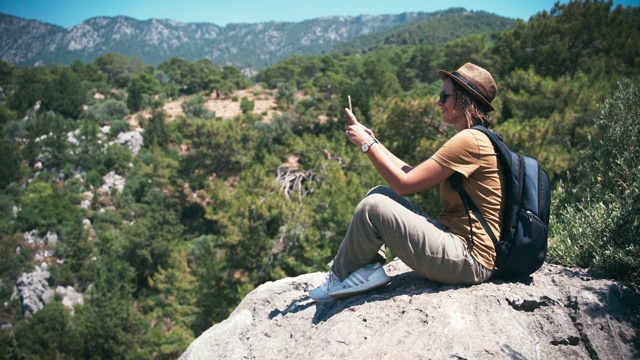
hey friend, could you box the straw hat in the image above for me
[438,63,497,112]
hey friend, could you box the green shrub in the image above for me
[84,99,129,125]
[102,144,132,174]
[181,96,214,119]
[0,136,21,189]
[16,181,86,239]
[86,170,103,188]
[276,82,296,109]
[549,79,640,284]
[240,96,254,114]
[0,104,17,126]
[13,301,78,359]
[3,119,26,140]
[253,112,293,147]
[109,119,130,138]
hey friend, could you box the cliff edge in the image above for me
[180,260,639,359]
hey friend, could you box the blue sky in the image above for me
[0,0,637,28]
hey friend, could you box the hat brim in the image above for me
[438,70,494,112]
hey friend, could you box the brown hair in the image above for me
[452,81,493,129]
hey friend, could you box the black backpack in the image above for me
[449,125,551,277]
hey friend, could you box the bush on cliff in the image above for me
[549,78,640,284]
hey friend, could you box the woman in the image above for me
[310,62,504,302]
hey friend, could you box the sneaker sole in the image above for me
[310,296,335,303]
[329,277,391,299]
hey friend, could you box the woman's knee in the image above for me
[366,185,397,198]
[355,193,395,221]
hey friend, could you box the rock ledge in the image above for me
[181,260,639,359]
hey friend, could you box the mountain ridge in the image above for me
[0,8,515,70]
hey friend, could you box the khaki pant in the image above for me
[331,186,493,285]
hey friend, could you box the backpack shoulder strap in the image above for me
[470,125,513,171]
[449,173,499,245]
[449,125,505,246]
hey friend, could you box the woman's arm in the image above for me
[345,108,455,196]
[372,141,413,173]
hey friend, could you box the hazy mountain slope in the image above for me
[330,8,515,54]
[0,8,515,70]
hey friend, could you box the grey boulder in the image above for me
[181,260,639,359]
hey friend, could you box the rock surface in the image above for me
[180,260,639,360]
[12,264,54,317]
[98,171,126,197]
[114,128,144,155]
[11,263,84,318]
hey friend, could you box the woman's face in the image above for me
[438,78,466,131]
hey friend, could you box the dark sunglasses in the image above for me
[439,90,456,104]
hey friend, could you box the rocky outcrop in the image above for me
[23,230,57,262]
[9,231,85,318]
[114,128,144,155]
[180,260,639,360]
[10,264,85,318]
[98,171,126,197]
[12,264,54,318]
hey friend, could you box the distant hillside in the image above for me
[331,8,516,54]
[0,8,515,71]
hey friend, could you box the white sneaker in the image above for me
[309,271,341,302]
[328,263,390,299]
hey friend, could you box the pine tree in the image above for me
[144,243,198,359]
[74,242,140,359]
[44,67,85,119]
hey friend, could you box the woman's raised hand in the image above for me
[344,108,375,146]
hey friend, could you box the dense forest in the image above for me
[0,1,638,358]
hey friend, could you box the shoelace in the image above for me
[321,272,340,291]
